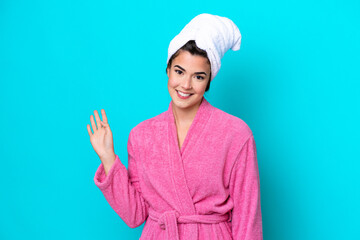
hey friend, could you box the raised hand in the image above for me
[87,109,116,169]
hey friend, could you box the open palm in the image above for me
[87,109,116,165]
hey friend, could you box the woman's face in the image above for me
[167,50,211,112]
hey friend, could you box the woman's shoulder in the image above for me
[129,110,168,136]
[211,105,254,138]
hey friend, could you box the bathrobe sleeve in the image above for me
[94,129,149,228]
[229,134,263,240]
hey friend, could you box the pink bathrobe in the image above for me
[94,97,263,240]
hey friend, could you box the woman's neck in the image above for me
[172,98,203,127]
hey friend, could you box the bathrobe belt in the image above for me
[148,208,231,240]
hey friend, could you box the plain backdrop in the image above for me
[0,0,359,239]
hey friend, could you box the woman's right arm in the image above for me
[94,129,149,228]
[87,109,148,228]
[94,129,148,228]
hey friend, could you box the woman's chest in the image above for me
[176,124,191,150]
[136,131,234,197]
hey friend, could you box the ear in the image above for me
[166,67,169,78]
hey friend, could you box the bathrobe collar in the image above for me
[165,96,214,238]
[167,96,213,158]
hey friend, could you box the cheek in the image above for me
[168,76,179,88]
[193,81,208,92]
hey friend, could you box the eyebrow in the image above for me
[174,65,207,75]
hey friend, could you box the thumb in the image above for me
[101,121,112,135]
[100,121,110,128]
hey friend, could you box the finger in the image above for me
[86,124,93,136]
[94,110,102,130]
[90,114,97,132]
[101,109,108,124]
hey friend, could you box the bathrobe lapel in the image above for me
[166,97,213,237]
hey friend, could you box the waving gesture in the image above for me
[87,109,116,173]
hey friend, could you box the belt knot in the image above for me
[158,210,180,230]
[148,208,230,240]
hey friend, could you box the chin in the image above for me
[172,94,202,109]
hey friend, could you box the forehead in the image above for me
[172,50,210,70]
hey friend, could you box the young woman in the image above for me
[87,13,263,240]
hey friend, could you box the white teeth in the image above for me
[177,90,191,97]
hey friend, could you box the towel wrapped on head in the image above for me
[167,13,242,81]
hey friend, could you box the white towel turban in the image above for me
[167,13,242,81]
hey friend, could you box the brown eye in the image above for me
[175,69,182,74]
[196,75,204,80]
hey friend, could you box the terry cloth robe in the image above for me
[94,97,263,240]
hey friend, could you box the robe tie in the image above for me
[148,208,231,240]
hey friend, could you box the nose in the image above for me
[181,76,192,89]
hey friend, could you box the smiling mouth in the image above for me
[176,90,194,96]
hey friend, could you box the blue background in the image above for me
[1,0,359,239]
